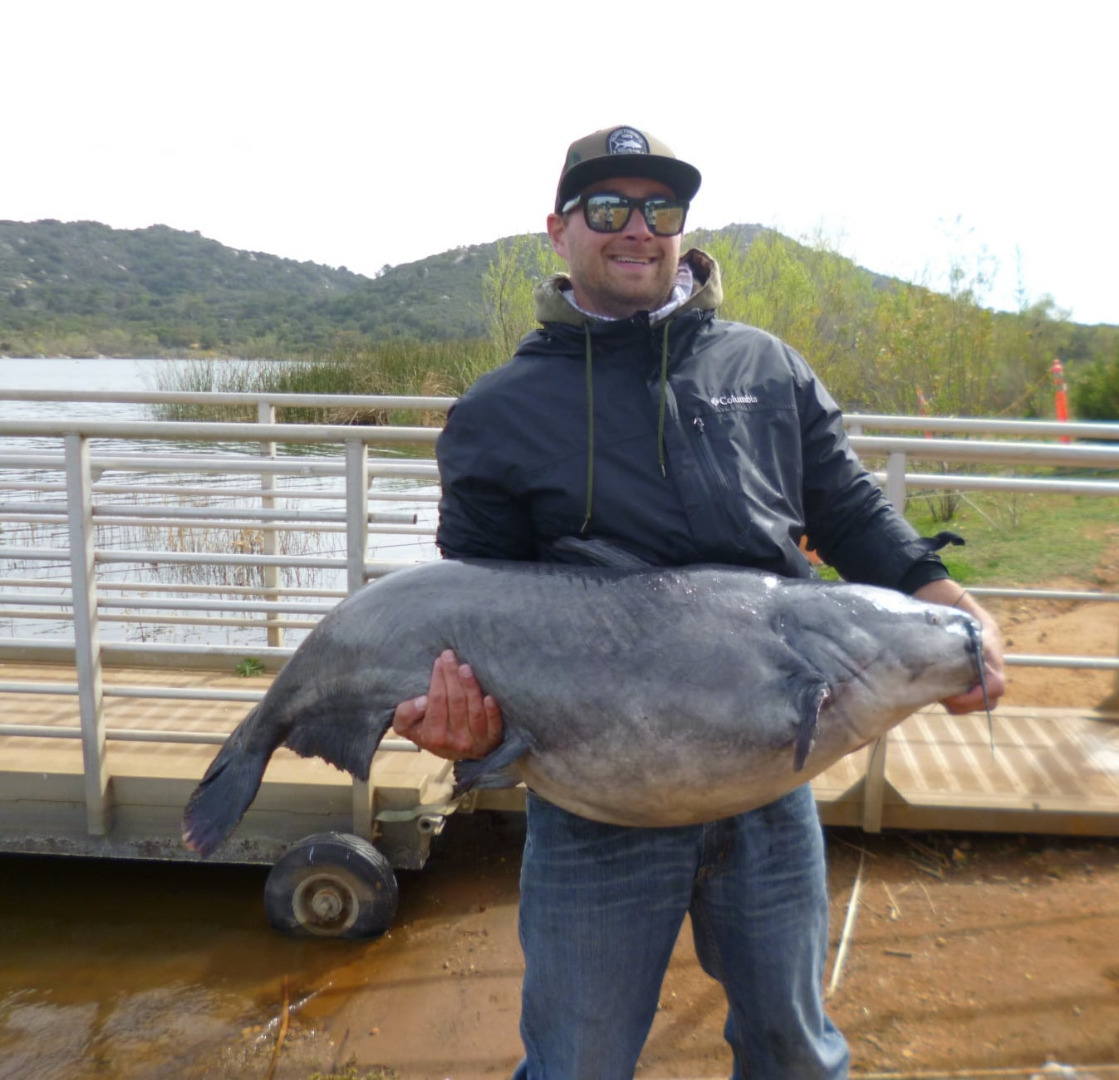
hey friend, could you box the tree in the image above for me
[990,295,1069,417]
[1071,345,1119,421]
[482,234,561,360]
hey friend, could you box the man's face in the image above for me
[546,175,682,319]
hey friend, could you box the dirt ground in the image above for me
[283,569,1119,1080]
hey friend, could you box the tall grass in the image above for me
[151,340,500,425]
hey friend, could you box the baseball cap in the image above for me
[554,125,702,213]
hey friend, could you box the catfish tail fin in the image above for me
[181,707,271,856]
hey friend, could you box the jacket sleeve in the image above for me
[793,350,950,593]
[435,394,537,561]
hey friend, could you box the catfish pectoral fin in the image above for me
[793,682,830,772]
[452,733,531,797]
[282,705,396,781]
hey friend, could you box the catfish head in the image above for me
[775,579,985,751]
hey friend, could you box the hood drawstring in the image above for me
[581,320,672,533]
[656,321,670,478]
[581,324,594,534]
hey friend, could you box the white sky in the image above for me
[5,0,1116,324]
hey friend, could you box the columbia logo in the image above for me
[710,393,759,408]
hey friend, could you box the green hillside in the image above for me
[0,219,905,361]
[0,219,500,358]
[2,217,1117,420]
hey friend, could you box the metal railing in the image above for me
[848,427,1119,678]
[1,390,1117,843]
[0,394,451,841]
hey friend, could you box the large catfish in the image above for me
[182,541,986,855]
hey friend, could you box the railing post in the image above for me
[1100,641,1119,713]
[345,439,369,595]
[65,433,111,835]
[345,436,375,836]
[860,735,887,833]
[859,450,910,829]
[352,775,375,842]
[257,401,283,648]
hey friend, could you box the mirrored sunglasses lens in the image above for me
[585,196,631,232]
[646,201,686,236]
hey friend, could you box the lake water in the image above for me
[0,356,191,437]
[0,357,440,648]
[0,355,183,392]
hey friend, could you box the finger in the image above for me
[942,690,984,715]
[435,649,475,752]
[392,695,427,738]
[942,670,1003,715]
[420,652,455,749]
[429,650,483,758]
[455,662,505,757]
[481,693,503,753]
[456,661,491,751]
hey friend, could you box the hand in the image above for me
[913,580,1006,714]
[393,649,503,761]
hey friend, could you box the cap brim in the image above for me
[556,156,701,212]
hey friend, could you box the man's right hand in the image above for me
[392,649,503,761]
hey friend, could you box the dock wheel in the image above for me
[264,832,398,938]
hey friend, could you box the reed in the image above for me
[150,340,500,425]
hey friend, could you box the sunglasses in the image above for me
[561,192,690,237]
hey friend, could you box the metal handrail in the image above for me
[3,386,1114,439]
[0,387,457,412]
[845,413,1119,440]
[1,397,1117,842]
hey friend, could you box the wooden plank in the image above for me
[811,704,1119,834]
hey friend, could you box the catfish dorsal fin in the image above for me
[541,536,653,570]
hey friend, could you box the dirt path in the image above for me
[300,817,1119,1080]
[296,566,1119,1080]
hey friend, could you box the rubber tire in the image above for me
[264,832,399,939]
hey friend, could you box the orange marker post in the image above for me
[1051,358,1070,443]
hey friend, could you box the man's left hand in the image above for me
[913,580,1006,714]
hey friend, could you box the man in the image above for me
[394,126,1005,1079]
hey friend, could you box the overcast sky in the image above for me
[6,0,1115,324]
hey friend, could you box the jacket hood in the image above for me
[532,248,723,327]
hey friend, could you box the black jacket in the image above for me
[436,250,948,593]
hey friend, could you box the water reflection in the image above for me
[0,810,529,1080]
[0,856,342,1079]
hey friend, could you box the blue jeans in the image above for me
[511,784,848,1080]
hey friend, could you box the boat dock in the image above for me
[2,396,1118,882]
[3,660,1118,867]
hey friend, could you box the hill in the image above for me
[4,219,887,361]
[1,220,1115,391]
[0,219,504,358]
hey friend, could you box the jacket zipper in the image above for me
[691,414,734,498]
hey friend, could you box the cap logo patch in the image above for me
[607,127,649,156]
